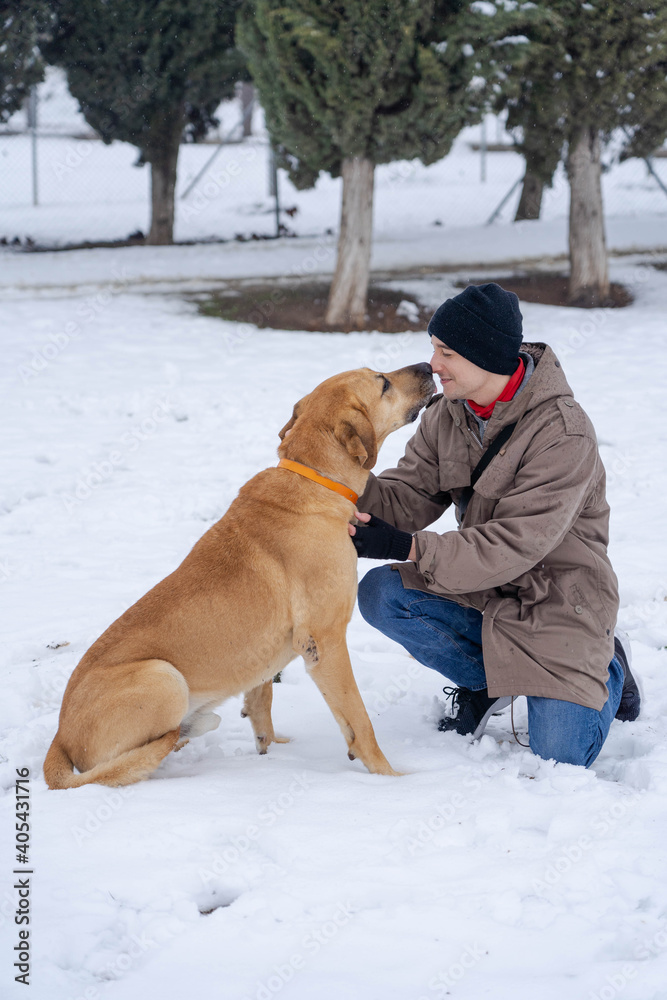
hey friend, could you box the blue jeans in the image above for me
[357,565,624,768]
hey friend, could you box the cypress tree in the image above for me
[0,1,49,122]
[484,0,667,305]
[238,0,484,328]
[511,100,564,222]
[43,0,245,244]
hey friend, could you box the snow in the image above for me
[396,300,421,323]
[1,73,667,1000]
[1,245,667,999]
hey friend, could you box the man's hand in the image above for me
[348,511,417,561]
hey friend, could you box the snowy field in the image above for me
[1,226,667,1000]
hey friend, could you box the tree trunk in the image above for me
[567,127,609,307]
[147,121,182,246]
[514,151,544,221]
[325,156,375,329]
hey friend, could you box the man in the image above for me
[350,282,640,767]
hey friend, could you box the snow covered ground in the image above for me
[1,227,667,1000]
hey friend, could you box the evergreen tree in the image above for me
[484,0,667,305]
[238,0,484,327]
[509,98,564,222]
[43,0,245,244]
[0,1,49,123]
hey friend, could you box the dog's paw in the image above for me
[255,733,292,754]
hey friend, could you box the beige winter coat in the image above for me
[358,343,618,710]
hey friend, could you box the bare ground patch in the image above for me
[194,271,633,335]
[456,273,633,308]
[195,282,433,333]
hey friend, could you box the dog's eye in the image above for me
[381,377,391,395]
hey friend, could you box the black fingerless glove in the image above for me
[351,514,413,561]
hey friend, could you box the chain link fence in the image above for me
[1,67,666,249]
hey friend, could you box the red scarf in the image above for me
[467,358,525,420]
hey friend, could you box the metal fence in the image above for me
[2,67,667,248]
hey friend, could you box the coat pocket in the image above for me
[474,458,516,500]
[437,459,471,492]
[473,434,526,499]
[569,583,607,634]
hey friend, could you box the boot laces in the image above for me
[442,685,472,716]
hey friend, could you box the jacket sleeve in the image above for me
[356,406,452,532]
[412,428,598,594]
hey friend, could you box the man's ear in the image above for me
[336,406,378,470]
[278,396,308,440]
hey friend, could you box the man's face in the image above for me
[429,335,491,401]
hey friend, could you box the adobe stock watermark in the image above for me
[604,448,635,491]
[628,579,667,629]
[241,901,355,1000]
[70,787,136,847]
[40,664,69,706]
[218,237,337,354]
[382,159,419,191]
[413,941,488,999]
[198,772,313,882]
[588,922,667,1000]
[370,660,422,715]
[558,256,656,363]
[392,758,503,858]
[356,328,423,374]
[60,396,172,514]
[589,964,638,1000]
[532,786,644,895]
[182,144,260,222]
[558,306,614,361]
[17,267,132,384]
[64,920,184,999]
[51,139,96,181]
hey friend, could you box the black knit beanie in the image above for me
[427,283,523,375]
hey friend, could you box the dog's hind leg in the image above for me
[45,659,189,788]
[241,681,291,754]
[177,706,222,749]
[303,635,399,776]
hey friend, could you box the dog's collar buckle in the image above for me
[277,459,358,505]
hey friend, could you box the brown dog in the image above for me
[44,364,435,788]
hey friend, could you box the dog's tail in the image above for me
[43,730,181,789]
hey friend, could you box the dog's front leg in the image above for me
[241,681,291,754]
[304,637,400,776]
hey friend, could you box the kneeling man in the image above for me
[350,283,640,767]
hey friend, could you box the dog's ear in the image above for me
[278,397,307,441]
[336,406,378,470]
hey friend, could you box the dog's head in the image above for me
[278,363,435,472]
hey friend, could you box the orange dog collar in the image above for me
[277,458,358,504]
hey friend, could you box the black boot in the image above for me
[614,631,641,723]
[438,686,512,739]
